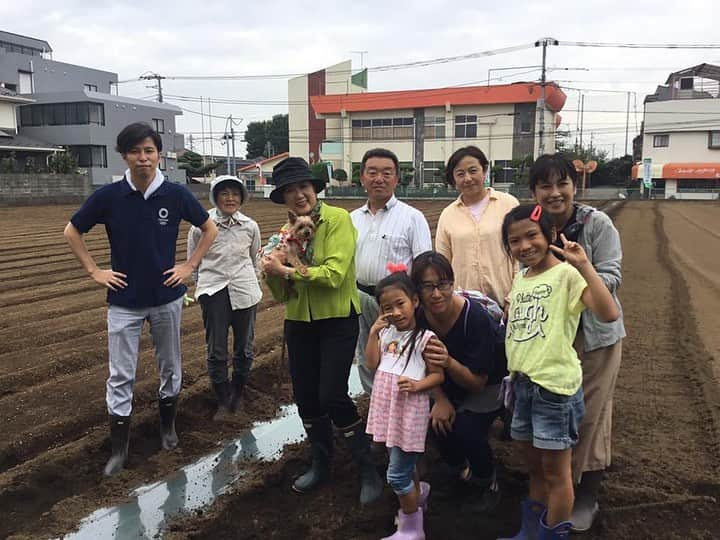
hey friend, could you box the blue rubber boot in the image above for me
[497,499,546,540]
[538,511,572,540]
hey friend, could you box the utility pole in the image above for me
[188,134,194,152]
[625,91,631,157]
[139,72,165,102]
[200,96,206,166]
[534,37,558,157]
[224,123,230,176]
[579,94,585,150]
[208,97,214,161]
[230,120,237,177]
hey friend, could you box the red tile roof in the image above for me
[310,83,566,114]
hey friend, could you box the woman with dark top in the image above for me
[260,156,382,505]
[410,251,507,510]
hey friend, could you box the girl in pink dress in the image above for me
[365,265,445,540]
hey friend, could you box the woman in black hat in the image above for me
[261,157,382,505]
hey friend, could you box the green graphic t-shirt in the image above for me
[506,262,587,395]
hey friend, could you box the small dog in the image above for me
[260,212,317,284]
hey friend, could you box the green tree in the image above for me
[178,150,218,181]
[243,114,289,159]
[47,150,78,174]
[310,162,330,184]
[332,168,348,183]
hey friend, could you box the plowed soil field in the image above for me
[1,199,719,540]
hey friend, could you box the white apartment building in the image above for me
[633,64,720,198]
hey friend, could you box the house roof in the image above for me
[310,82,567,115]
[238,152,290,171]
[0,87,34,104]
[665,63,720,84]
[0,30,52,53]
[0,132,64,152]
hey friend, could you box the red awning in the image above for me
[632,162,720,180]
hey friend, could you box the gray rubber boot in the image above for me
[228,375,247,413]
[292,416,333,493]
[341,421,384,506]
[103,415,131,477]
[159,396,179,450]
[212,381,232,421]
[570,470,602,533]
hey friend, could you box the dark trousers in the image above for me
[199,287,257,385]
[284,311,360,429]
[434,408,501,479]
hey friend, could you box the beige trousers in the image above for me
[572,334,623,483]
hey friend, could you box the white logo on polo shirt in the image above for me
[158,207,169,226]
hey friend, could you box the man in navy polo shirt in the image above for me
[64,122,217,477]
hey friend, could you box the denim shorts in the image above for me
[510,374,585,450]
[386,446,421,496]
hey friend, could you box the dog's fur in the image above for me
[260,212,317,291]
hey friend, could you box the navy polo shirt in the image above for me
[418,298,504,407]
[71,178,209,308]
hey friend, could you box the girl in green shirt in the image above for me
[498,204,619,540]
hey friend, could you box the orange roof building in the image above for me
[287,65,567,186]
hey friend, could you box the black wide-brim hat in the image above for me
[269,156,325,204]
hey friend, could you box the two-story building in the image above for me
[0,30,185,185]
[287,61,566,187]
[632,64,720,199]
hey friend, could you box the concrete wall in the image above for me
[0,50,117,93]
[0,173,90,204]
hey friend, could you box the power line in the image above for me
[116,43,536,84]
[559,40,720,49]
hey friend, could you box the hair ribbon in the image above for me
[530,205,542,222]
[386,262,408,274]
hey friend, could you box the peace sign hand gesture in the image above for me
[549,233,590,269]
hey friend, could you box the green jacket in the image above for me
[266,202,361,322]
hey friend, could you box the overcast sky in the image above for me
[3,0,719,159]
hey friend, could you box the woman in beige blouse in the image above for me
[435,146,519,308]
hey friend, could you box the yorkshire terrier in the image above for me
[260,212,317,286]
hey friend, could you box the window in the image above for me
[424,116,445,139]
[653,134,669,148]
[393,117,413,139]
[352,117,413,140]
[0,41,42,56]
[69,145,107,168]
[679,77,694,90]
[84,84,98,92]
[18,102,105,127]
[709,131,720,149]
[153,118,165,133]
[520,121,532,134]
[455,115,477,138]
[352,119,371,140]
[423,161,445,184]
[160,157,168,171]
[371,118,392,140]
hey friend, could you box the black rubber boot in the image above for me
[159,396,179,450]
[341,421,384,506]
[292,416,332,493]
[228,375,247,413]
[212,381,232,421]
[103,415,131,477]
[571,470,603,533]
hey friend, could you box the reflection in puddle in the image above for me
[64,367,362,539]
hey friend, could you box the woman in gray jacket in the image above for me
[529,154,626,533]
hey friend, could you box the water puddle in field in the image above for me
[63,367,363,539]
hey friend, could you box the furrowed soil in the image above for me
[1,199,719,540]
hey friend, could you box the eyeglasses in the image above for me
[419,281,454,294]
[365,170,396,181]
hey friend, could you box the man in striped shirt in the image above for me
[351,148,432,394]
